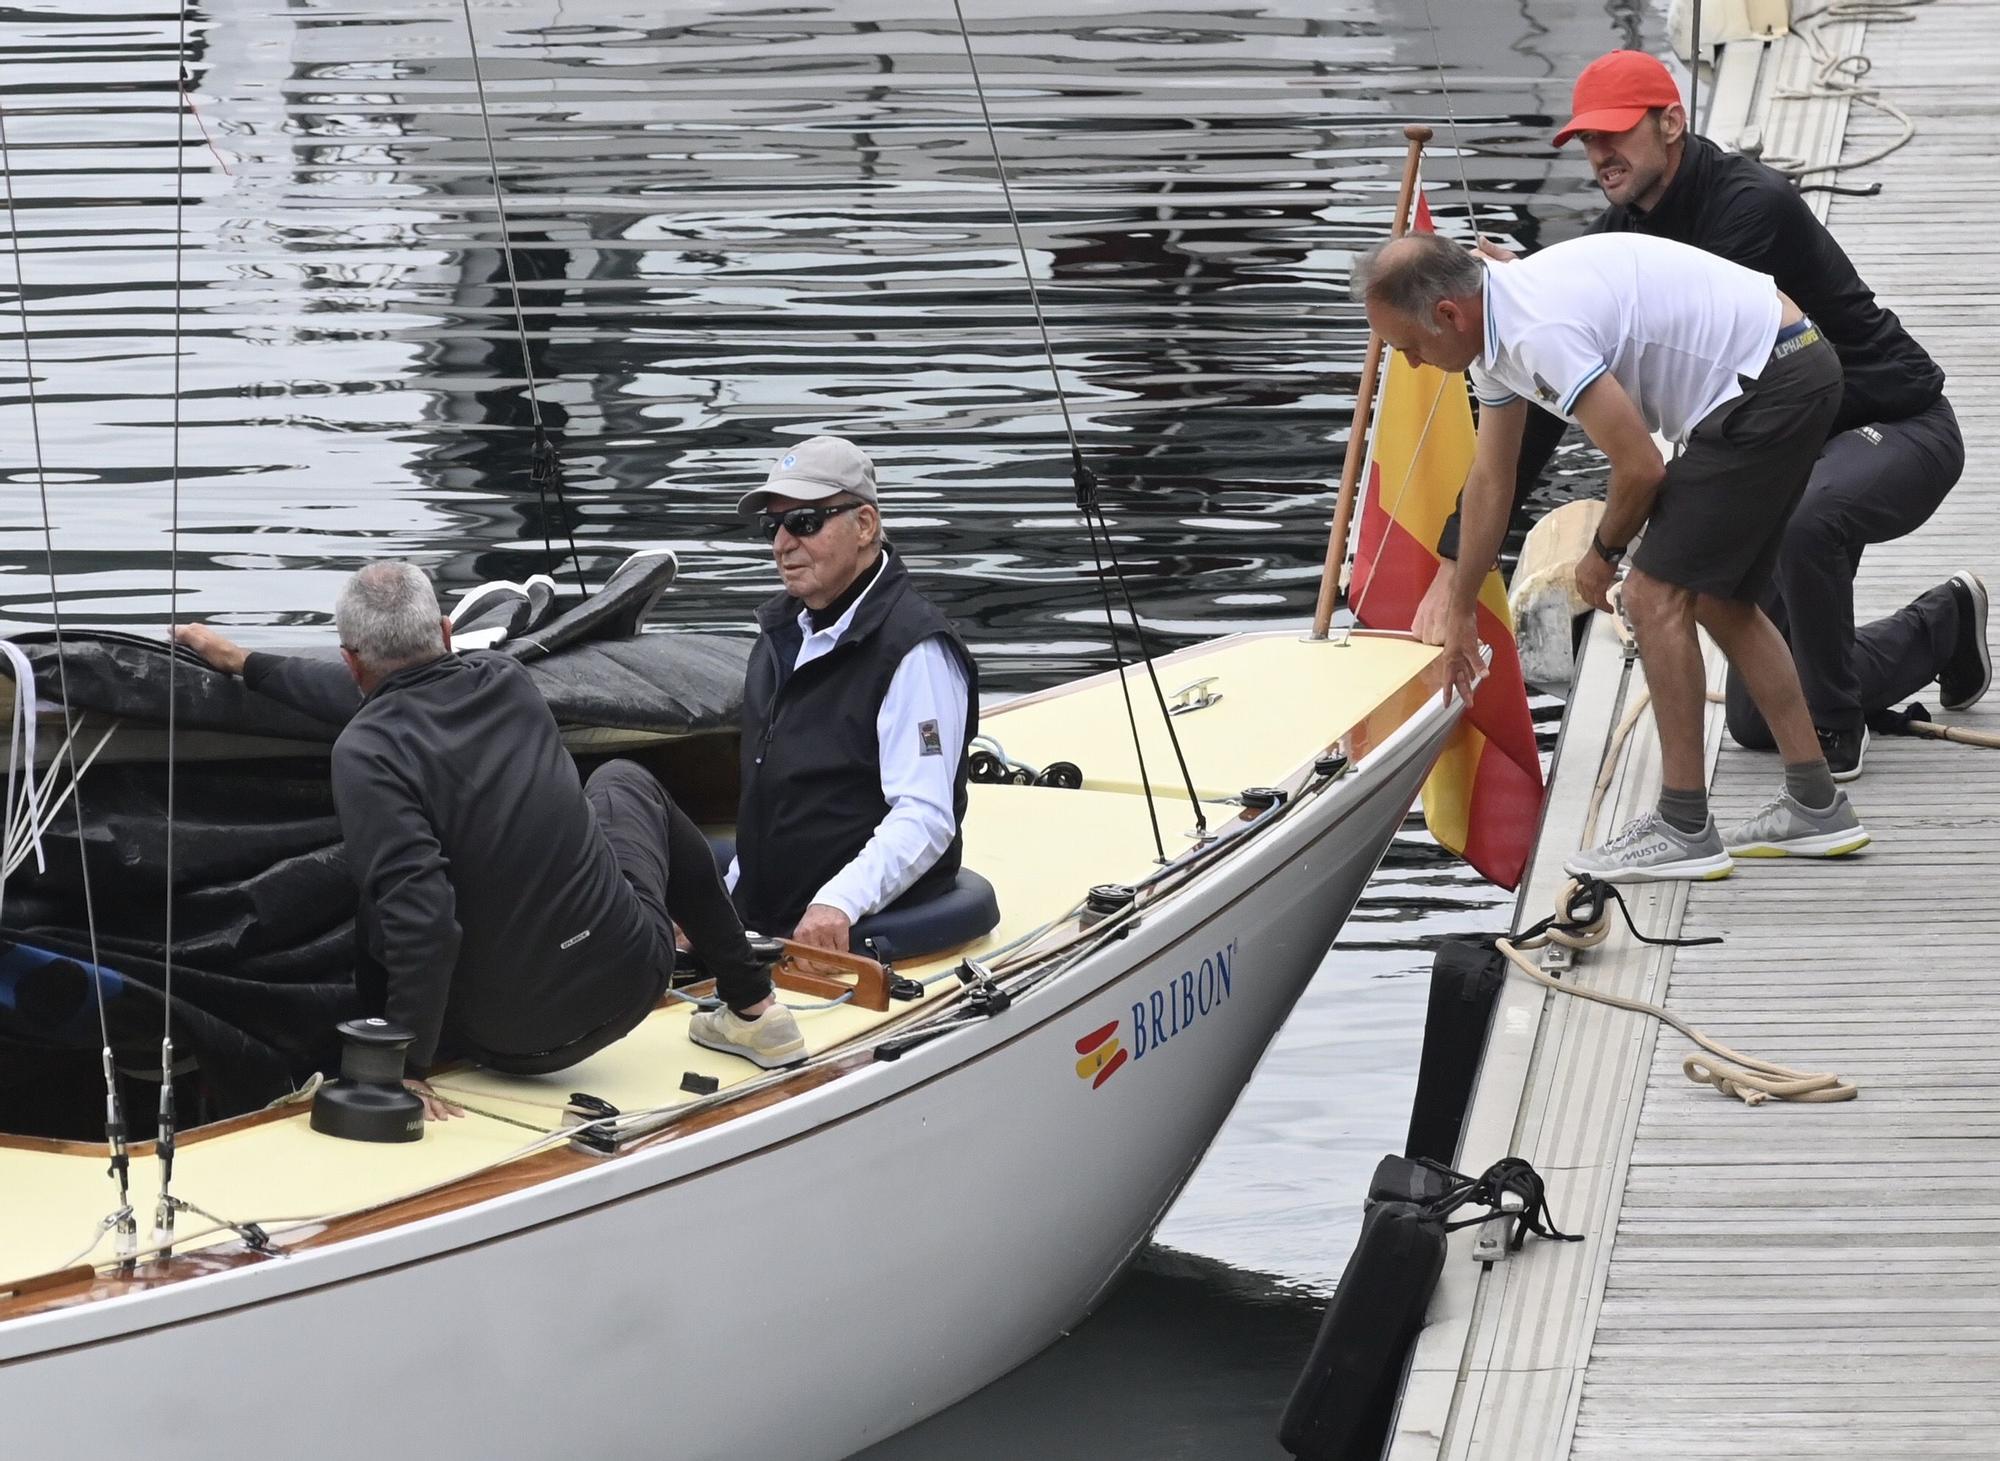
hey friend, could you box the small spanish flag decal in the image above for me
[1074,1020,1127,1088]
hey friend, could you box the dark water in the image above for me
[0,0,1664,1452]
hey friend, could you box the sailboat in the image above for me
[0,11,1470,1459]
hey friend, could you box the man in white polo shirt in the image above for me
[1352,230,1868,882]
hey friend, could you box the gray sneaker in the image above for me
[688,1002,807,1069]
[1721,790,1871,859]
[1563,811,1733,884]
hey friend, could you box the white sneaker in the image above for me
[688,1002,806,1069]
[1563,811,1734,884]
[1721,789,1870,859]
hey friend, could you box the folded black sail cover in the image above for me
[0,627,748,1139]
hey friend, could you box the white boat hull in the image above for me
[3,691,1457,1460]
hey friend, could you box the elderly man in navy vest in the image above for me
[704,436,977,1046]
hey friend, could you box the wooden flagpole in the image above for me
[1310,123,1432,640]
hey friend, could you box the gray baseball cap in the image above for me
[736,435,878,520]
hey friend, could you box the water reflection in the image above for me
[855,1250,1327,1461]
[2,0,1631,665]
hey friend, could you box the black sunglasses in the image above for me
[758,501,862,542]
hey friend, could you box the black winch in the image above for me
[310,1018,425,1143]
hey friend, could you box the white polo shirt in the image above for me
[1469,232,1782,445]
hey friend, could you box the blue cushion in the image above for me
[703,833,999,964]
[852,869,1001,965]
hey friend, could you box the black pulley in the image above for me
[968,749,1007,783]
[310,1018,425,1144]
[1084,883,1134,916]
[1239,786,1287,810]
[1034,760,1083,790]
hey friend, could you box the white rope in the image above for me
[0,641,45,888]
[1497,883,1857,1104]
[1764,0,1937,181]
[6,720,117,878]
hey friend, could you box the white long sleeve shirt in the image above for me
[726,576,970,922]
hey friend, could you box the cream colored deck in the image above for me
[1392,8,2000,1458]
[984,632,1437,798]
[2,631,1437,1292]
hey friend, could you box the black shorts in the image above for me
[1631,326,1843,601]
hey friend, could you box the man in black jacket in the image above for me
[175,561,800,1106]
[1416,50,1989,779]
[720,436,978,973]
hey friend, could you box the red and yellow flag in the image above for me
[1348,195,1544,889]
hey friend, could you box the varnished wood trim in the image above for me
[0,1265,96,1301]
[0,1098,310,1158]
[771,939,890,1012]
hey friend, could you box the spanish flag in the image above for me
[1348,196,1544,890]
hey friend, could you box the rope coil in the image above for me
[1498,877,1858,1105]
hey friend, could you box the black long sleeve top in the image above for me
[1438,131,1944,558]
[244,650,659,1072]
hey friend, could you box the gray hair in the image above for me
[1349,232,1483,329]
[335,561,446,670]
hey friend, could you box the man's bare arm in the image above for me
[1436,399,1528,702]
[1445,399,1530,617]
[1568,374,1666,551]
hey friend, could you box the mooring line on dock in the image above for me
[1497,880,1858,1105]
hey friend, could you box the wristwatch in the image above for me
[1590,531,1627,566]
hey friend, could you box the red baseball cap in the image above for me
[1553,51,1683,146]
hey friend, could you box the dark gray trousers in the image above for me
[1726,392,1965,746]
[467,762,768,1074]
[584,760,769,1012]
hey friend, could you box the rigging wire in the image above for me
[945,0,1207,852]
[1417,0,1487,246]
[458,0,589,599]
[1689,0,1703,129]
[0,97,136,1270]
[154,13,198,1260]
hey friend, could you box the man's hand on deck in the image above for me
[403,1078,463,1122]
[1412,559,1457,646]
[1474,238,1520,263]
[173,623,250,677]
[1438,611,1484,706]
[791,903,852,955]
[1572,551,1616,615]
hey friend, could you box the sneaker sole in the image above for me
[1728,829,1871,859]
[1561,853,1735,884]
[1940,571,1991,713]
[688,1024,808,1070]
[1830,737,1865,783]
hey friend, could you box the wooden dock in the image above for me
[1388,5,2000,1457]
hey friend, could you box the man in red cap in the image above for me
[1416,48,1987,781]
